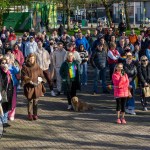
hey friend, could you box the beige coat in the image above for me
[35,48,51,71]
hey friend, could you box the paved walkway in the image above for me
[0,73,150,149]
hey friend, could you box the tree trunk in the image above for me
[102,0,112,27]
[66,0,71,30]
[124,0,130,29]
[105,5,112,27]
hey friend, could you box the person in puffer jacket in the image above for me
[112,63,130,124]
[123,54,137,115]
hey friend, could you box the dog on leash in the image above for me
[71,96,93,112]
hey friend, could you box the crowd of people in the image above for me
[0,22,149,127]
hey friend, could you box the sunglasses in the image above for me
[142,59,148,62]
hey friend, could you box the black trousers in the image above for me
[66,81,77,105]
[116,98,127,112]
[28,99,38,116]
[141,90,148,107]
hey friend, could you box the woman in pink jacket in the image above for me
[112,63,129,124]
[12,44,24,69]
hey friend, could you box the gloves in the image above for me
[29,81,38,87]
[38,77,43,84]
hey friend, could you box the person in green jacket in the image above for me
[60,52,81,110]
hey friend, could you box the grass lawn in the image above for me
[16,28,141,36]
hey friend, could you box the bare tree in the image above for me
[124,0,130,29]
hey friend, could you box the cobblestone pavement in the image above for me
[0,76,150,149]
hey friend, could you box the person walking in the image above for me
[35,41,56,97]
[60,52,81,110]
[53,42,66,95]
[21,53,46,120]
[112,63,130,124]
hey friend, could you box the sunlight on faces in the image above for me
[29,56,35,64]
[67,52,74,62]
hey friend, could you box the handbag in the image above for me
[143,86,150,97]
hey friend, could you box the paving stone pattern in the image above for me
[0,69,150,150]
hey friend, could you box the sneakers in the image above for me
[33,115,38,120]
[116,118,121,124]
[67,105,72,110]
[121,118,127,124]
[3,123,11,128]
[143,107,148,111]
[130,109,136,115]
[50,90,56,97]
[116,118,127,124]
[28,114,33,121]
[9,117,15,121]
[126,109,136,115]
[125,108,130,114]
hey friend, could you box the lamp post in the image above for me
[133,2,136,26]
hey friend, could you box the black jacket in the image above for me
[138,63,150,87]
[90,49,107,69]
[123,62,137,81]
[0,68,13,111]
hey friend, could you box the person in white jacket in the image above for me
[53,42,66,95]
[35,41,56,97]
[25,36,37,58]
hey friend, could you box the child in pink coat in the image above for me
[112,63,129,124]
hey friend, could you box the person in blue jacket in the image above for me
[75,31,89,52]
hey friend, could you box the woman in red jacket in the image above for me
[12,44,24,69]
[112,63,129,124]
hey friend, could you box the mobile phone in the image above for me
[121,69,125,75]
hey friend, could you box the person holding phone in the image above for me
[112,63,130,124]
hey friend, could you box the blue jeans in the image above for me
[126,80,135,110]
[2,111,8,124]
[80,62,88,85]
[93,67,107,93]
